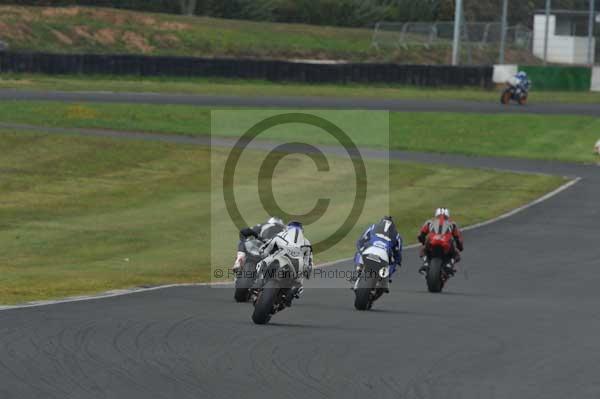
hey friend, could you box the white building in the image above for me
[533,10,596,64]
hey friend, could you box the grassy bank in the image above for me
[0,130,564,304]
[0,5,535,64]
[0,101,598,163]
[2,74,600,104]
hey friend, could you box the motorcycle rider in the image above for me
[233,217,285,272]
[418,208,464,275]
[352,216,403,294]
[255,221,313,306]
[508,71,531,95]
[239,216,285,242]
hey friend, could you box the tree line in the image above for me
[0,0,590,27]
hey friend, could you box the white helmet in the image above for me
[285,221,305,244]
[267,216,284,226]
[434,208,450,218]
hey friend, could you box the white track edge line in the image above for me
[0,177,581,312]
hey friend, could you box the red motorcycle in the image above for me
[423,232,456,293]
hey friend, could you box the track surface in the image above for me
[0,89,599,116]
[1,95,599,398]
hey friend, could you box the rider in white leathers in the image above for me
[257,221,313,306]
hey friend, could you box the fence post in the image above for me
[588,0,595,65]
[452,0,463,65]
[499,0,508,64]
[543,0,551,65]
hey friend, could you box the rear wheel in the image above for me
[518,94,528,105]
[233,265,255,302]
[426,258,444,293]
[234,287,250,303]
[354,275,376,310]
[252,280,279,324]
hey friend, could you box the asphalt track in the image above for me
[0,89,599,116]
[1,95,600,398]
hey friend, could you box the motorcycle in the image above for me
[500,83,528,105]
[251,253,299,324]
[353,252,390,311]
[233,236,264,303]
[422,233,456,293]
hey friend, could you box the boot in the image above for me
[418,256,429,275]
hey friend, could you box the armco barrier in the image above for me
[0,52,493,87]
[520,65,591,91]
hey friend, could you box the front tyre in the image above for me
[426,258,444,293]
[500,89,511,105]
[252,280,279,324]
[354,275,376,311]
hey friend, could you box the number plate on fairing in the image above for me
[287,247,302,258]
[379,267,390,279]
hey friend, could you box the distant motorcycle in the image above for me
[500,83,528,105]
[251,254,298,324]
[233,237,264,303]
[422,233,456,293]
[353,253,390,311]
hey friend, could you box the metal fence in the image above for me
[371,22,533,65]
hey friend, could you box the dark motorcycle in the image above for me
[500,84,528,105]
[233,237,263,303]
[422,233,455,293]
[251,255,298,324]
[353,254,390,311]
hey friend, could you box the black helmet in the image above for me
[381,216,394,223]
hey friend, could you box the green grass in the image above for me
[3,73,600,104]
[0,129,564,304]
[0,101,598,163]
[0,5,534,64]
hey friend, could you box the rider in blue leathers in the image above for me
[352,216,403,293]
[510,71,531,94]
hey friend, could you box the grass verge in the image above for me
[2,74,600,104]
[0,130,564,304]
[0,5,534,64]
[0,101,598,163]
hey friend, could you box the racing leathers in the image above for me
[238,220,285,247]
[233,219,285,271]
[418,216,464,271]
[255,225,313,306]
[508,73,531,95]
[354,218,403,292]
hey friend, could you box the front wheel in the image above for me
[252,280,280,324]
[354,275,376,310]
[500,89,511,105]
[426,258,444,293]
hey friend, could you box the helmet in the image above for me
[285,221,305,244]
[434,208,450,218]
[267,216,284,226]
[381,215,394,223]
[516,71,527,80]
[287,220,303,230]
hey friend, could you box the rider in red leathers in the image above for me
[418,208,464,275]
